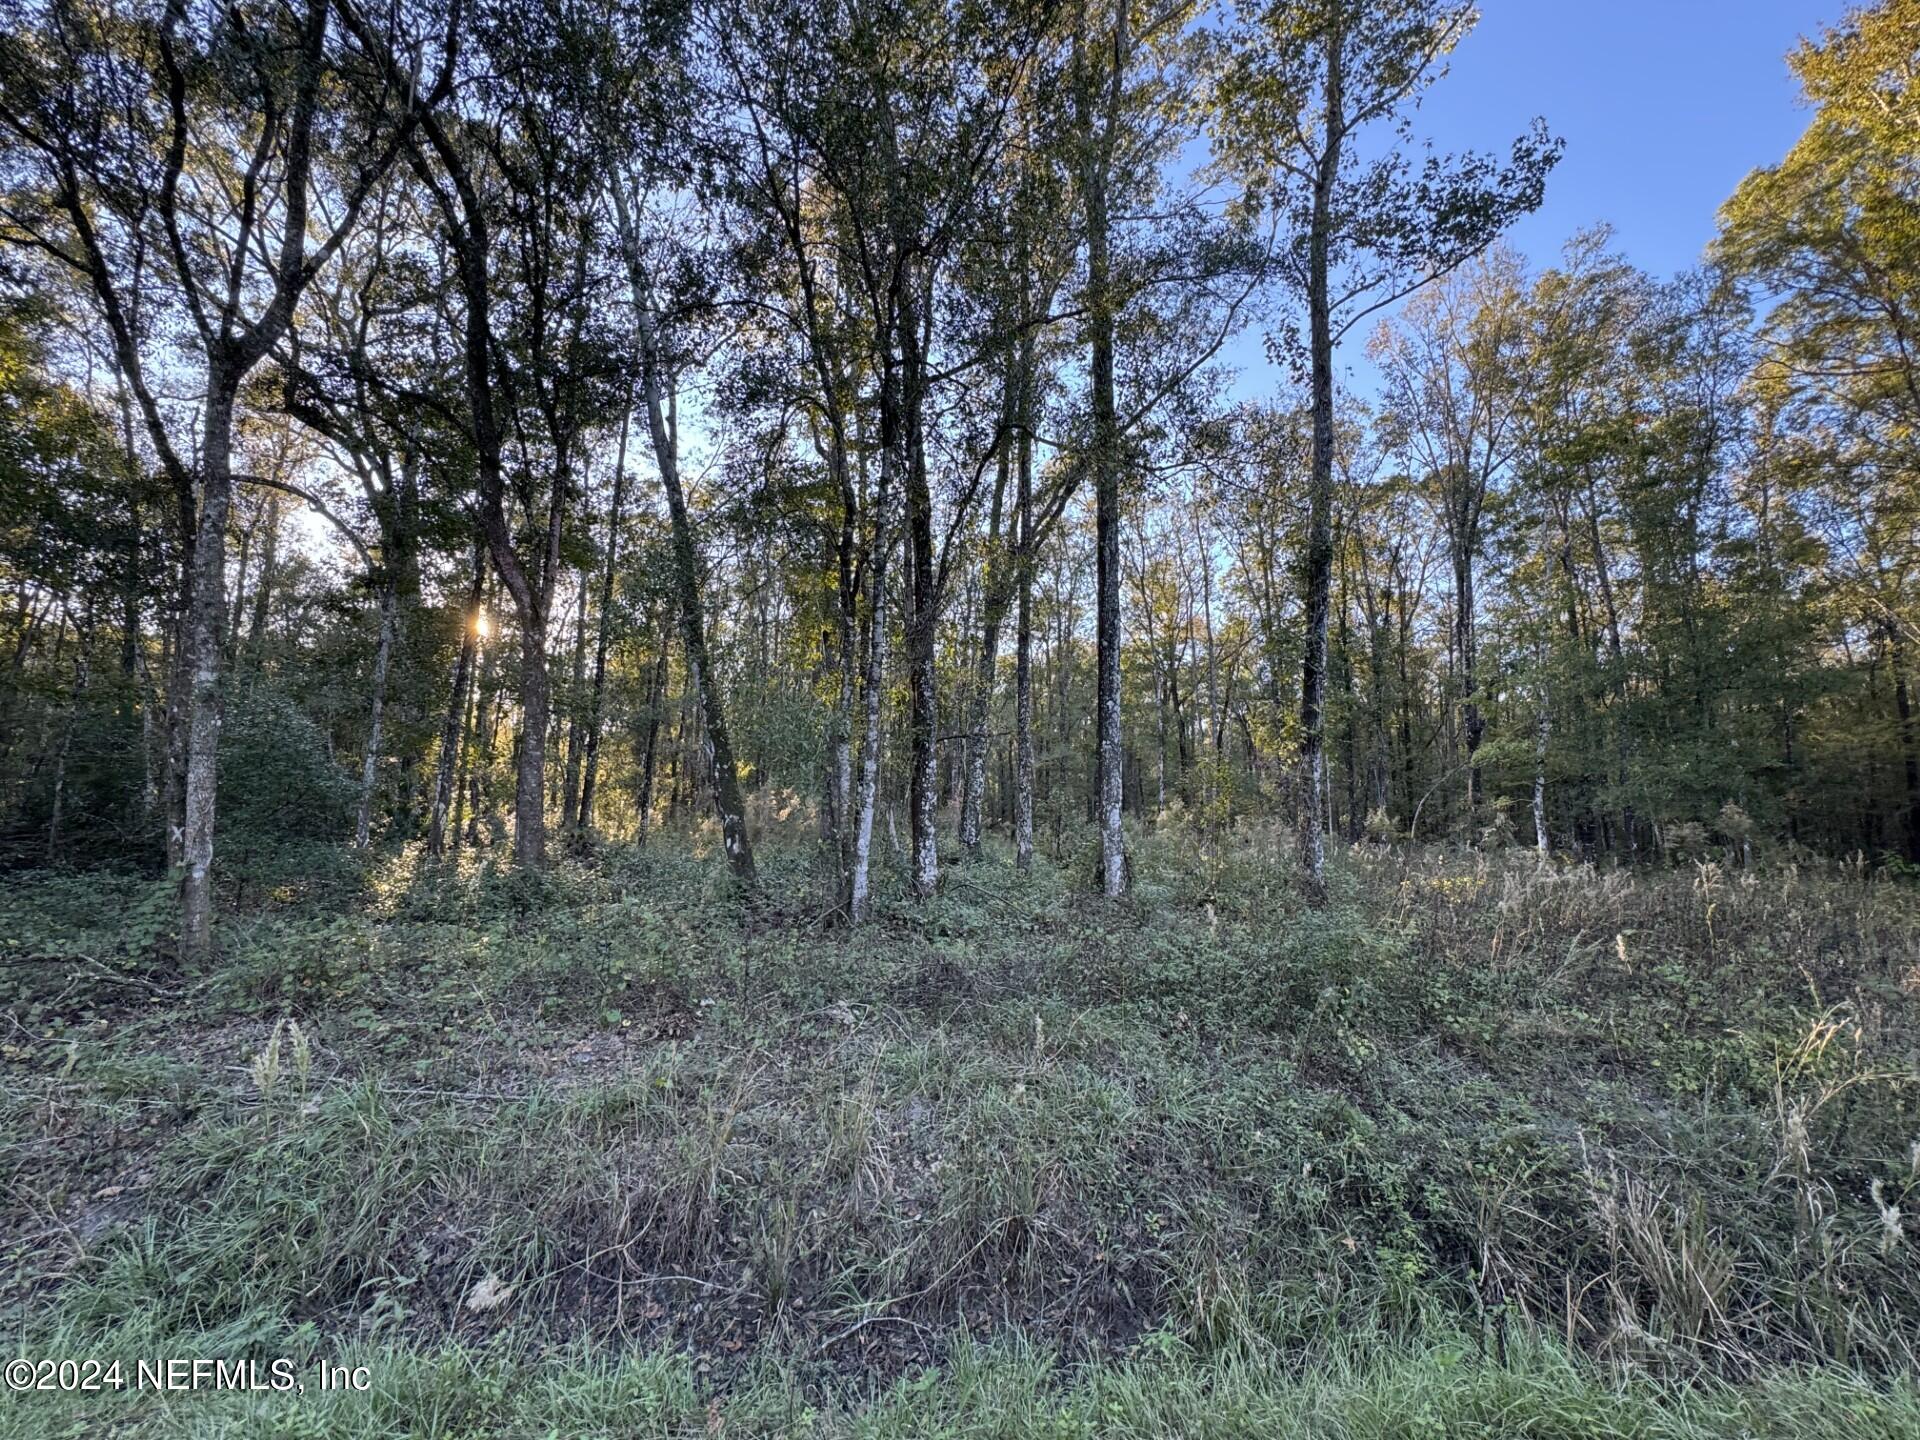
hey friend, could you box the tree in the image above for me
[1214,0,1557,899]
[713,0,1053,910]
[1374,245,1528,837]
[1718,0,1920,860]
[1066,0,1254,895]
[0,0,446,955]
[366,0,634,869]
[612,183,758,884]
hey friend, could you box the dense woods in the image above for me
[6,0,1915,926]
[3,3,1919,1435]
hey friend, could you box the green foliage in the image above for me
[5,837,1916,1434]
[216,685,361,844]
[7,1333,1915,1439]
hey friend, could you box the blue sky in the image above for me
[1221,0,1841,397]
[1418,0,1834,279]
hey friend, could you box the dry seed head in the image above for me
[287,1018,312,1087]
[248,1020,284,1098]
[1871,1179,1906,1254]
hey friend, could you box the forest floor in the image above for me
[3,815,1919,1437]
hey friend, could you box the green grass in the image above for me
[2,820,1917,1434]
[4,1336,1915,1438]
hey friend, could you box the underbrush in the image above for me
[2,825,1917,1433]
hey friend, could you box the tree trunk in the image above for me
[850,414,899,919]
[1363,578,1392,823]
[244,497,281,671]
[1455,552,1483,835]
[353,573,399,849]
[560,571,589,831]
[428,545,486,857]
[904,329,940,901]
[616,189,754,884]
[1532,693,1551,861]
[162,602,188,870]
[827,617,853,855]
[1338,581,1360,842]
[635,621,668,845]
[48,608,91,862]
[959,605,1002,857]
[460,633,497,851]
[510,611,552,866]
[1014,423,1036,872]
[180,380,237,962]
[225,520,253,668]
[1086,30,1127,899]
[645,348,754,882]
[578,406,631,834]
[1891,622,1920,865]
[1583,489,1633,857]
[960,356,1020,857]
[1298,68,1343,903]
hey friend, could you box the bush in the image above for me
[217,683,359,843]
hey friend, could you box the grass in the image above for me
[6,1335,1916,1438]
[2,812,1917,1435]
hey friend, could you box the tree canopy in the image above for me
[1,0,1917,944]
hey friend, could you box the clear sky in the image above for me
[1417,0,1835,279]
[1226,0,1845,399]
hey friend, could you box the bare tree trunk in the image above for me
[659,411,753,879]
[1338,579,1360,841]
[1197,510,1220,752]
[1154,667,1168,813]
[903,338,940,900]
[353,573,399,848]
[511,628,551,865]
[1582,491,1634,857]
[1532,696,1551,861]
[428,545,486,857]
[560,571,589,832]
[244,497,281,671]
[48,607,91,861]
[668,687,689,819]
[849,609,883,910]
[634,620,668,845]
[467,614,502,848]
[1359,569,1393,824]
[1455,552,1483,836]
[960,364,1017,857]
[450,686,472,853]
[615,188,754,883]
[1891,622,1920,865]
[959,602,1004,857]
[1298,49,1344,904]
[956,351,1021,864]
[1054,553,1077,849]
[578,406,630,835]
[828,620,853,854]
[822,411,861,871]
[137,627,158,833]
[162,603,188,870]
[226,519,253,668]
[1085,21,1127,898]
[180,381,237,961]
[850,455,897,919]
[1014,390,1037,872]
